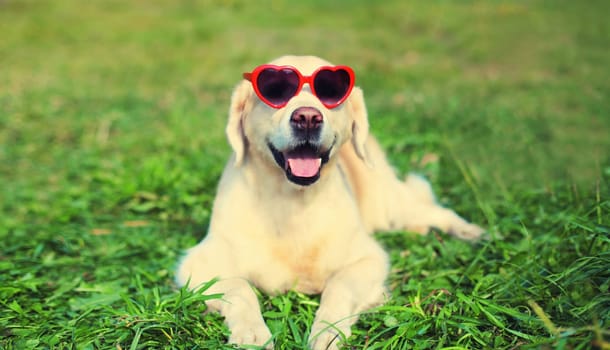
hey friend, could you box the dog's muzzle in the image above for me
[268,140,334,186]
[290,107,323,141]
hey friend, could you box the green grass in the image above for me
[1,0,609,349]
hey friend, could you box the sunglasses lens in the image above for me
[257,68,300,106]
[313,69,352,106]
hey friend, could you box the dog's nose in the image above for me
[290,107,323,131]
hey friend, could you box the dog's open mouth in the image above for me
[268,142,333,186]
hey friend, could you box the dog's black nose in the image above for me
[290,107,323,132]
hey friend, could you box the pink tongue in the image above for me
[287,157,322,177]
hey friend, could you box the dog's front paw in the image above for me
[228,321,273,349]
[308,322,349,350]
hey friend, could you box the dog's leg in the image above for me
[394,174,485,239]
[209,278,273,348]
[341,138,484,239]
[308,244,388,350]
[176,240,273,349]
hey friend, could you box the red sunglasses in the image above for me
[243,64,355,109]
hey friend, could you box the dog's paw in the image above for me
[228,321,273,349]
[449,221,486,240]
[308,322,349,350]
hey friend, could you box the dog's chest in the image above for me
[244,177,358,294]
[268,238,329,294]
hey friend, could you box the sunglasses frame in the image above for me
[243,64,355,109]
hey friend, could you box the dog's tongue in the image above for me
[287,156,322,177]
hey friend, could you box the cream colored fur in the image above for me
[176,55,484,350]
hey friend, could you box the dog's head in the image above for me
[226,55,369,187]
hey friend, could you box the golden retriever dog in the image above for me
[176,55,484,349]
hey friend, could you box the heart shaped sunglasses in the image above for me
[243,65,355,109]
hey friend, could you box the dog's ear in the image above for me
[226,80,252,166]
[348,87,370,164]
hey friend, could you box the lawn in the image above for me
[1,0,609,349]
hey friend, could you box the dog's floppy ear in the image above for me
[226,80,252,166]
[348,87,370,164]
